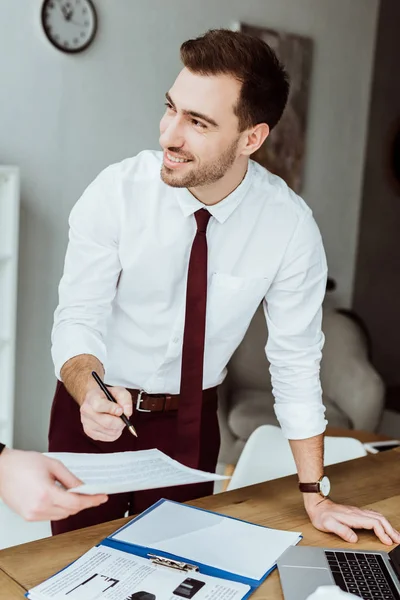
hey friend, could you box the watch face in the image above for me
[41,0,97,54]
[320,476,331,497]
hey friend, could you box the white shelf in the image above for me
[0,166,19,448]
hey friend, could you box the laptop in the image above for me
[277,544,400,600]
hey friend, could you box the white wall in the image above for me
[0,0,379,451]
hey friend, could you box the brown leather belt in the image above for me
[128,389,180,413]
[127,387,218,413]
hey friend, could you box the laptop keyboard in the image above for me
[325,551,400,599]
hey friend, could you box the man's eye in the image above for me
[164,102,175,111]
[192,119,207,129]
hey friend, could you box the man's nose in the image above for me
[160,117,185,148]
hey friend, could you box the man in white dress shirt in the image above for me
[49,29,400,543]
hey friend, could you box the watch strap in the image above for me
[299,481,320,493]
[0,442,6,455]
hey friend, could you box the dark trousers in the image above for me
[48,382,220,535]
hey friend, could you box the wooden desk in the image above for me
[0,570,26,599]
[324,426,391,443]
[1,449,400,600]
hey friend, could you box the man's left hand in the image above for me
[305,497,400,545]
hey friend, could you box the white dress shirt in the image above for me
[52,150,328,439]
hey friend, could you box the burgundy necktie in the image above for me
[176,208,212,469]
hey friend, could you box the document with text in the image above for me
[27,545,251,600]
[27,499,302,600]
[46,449,229,495]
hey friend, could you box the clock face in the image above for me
[319,476,331,497]
[41,0,97,53]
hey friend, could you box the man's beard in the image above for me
[160,138,239,188]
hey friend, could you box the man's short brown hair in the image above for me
[180,29,290,132]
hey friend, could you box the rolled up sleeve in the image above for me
[264,211,328,439]
[51,166,122,379]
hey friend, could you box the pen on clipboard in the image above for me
[91,371,138,438]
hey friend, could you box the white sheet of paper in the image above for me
[27,545,250,600]
[45,449,228,495]
[112,500,302,581]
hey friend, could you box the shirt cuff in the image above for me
[51,326,106,380]
[274,401,327,440]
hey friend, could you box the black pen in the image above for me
[91,371,138,438]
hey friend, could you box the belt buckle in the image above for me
[136,390,151,413]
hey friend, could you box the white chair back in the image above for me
[227,425,367,491]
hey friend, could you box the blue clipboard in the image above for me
[26,498,301,600]
[99,498,301,599]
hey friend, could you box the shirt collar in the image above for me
[172,160,254,224]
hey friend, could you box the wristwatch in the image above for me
[299,475,331,497]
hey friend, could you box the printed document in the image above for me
[46,449,228,495]
[27,545,251,600]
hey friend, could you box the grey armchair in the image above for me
[217,304,385,466]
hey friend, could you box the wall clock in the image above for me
[41,0,97,54]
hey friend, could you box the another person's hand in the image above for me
[0,448,108,521]
[305,497,400,545]
[80,385,133,442]
[307,585,356,599]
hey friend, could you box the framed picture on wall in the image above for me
[239,23,314,194]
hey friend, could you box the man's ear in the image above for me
[240,123,270,156]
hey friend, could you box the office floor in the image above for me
[1,410,399,551]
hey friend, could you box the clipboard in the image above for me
[100,498,302,598]
[26,499,301,600]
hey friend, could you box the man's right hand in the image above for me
[80,385,133,442]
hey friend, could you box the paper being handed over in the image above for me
[46,448,229,495]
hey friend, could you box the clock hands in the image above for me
[57,0,73,21]
[57,0,87,27]
[63,7,73,21]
